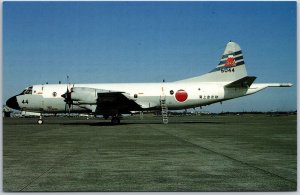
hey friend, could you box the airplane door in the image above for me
[160,84,167,103]
[41,85,44,109]
[32,85,44,111]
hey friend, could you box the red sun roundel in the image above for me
[175,89,188,102]
[225,56,236,66]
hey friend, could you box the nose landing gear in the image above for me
[37,115,43,125]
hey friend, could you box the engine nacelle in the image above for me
[69,87,124,105]
[71,87,98,104]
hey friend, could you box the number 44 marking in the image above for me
[22,99,29,104]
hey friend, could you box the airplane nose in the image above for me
[6,96,20,110]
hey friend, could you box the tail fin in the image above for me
[176,41,248,83]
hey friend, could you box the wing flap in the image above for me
[95,92,142,115]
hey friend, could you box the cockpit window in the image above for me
[25,86,33,94]
[19,86,33,95]
[19,90,26,95]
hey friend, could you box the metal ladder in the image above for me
[160,96,168,124]
[139,111,143,120]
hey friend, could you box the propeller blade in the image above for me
[62,85,73,116]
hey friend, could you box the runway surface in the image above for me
[3,114,297,191]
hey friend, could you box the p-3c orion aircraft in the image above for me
[6,41,292,124]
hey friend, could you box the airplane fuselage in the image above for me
[12,82,247,114]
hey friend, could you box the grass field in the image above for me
[3,114,297,192]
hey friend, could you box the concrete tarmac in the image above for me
[3,114,297,191]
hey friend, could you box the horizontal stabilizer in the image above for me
[225,76,256,88]
[246,83,292,96]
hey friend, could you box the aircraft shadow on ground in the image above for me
[181,121,225,124]
[61,121,225,126]
[62,122,134,126]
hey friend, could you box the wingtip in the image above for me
[279,83,293,87]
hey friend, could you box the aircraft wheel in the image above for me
[37,119,43,125]
[111,117,120,125]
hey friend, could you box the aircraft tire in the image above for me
[111,117,120,125]
[37,119,44,125]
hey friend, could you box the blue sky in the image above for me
[3,1,296,112]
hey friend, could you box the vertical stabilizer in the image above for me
[176,41,248,83]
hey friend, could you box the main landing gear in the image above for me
[111,116,121,125]
[103,113,121,125]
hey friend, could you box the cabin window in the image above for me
[207,96,210,99]
[170,90,174,95]
[199,95,202,99]
[134,94,138,98]
[215,96,218,99]
[198,88,201,91]
[53,92,57,97]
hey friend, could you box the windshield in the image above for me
[19,86,33,95]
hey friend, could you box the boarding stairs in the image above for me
[160,96,168,124]
[140,111,143,120]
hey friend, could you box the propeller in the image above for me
[61,86,73,116]
[61,76,73,116]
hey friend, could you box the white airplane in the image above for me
[6,41,292,124]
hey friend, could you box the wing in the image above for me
[68,87,142,115]
[95,92,142,115]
